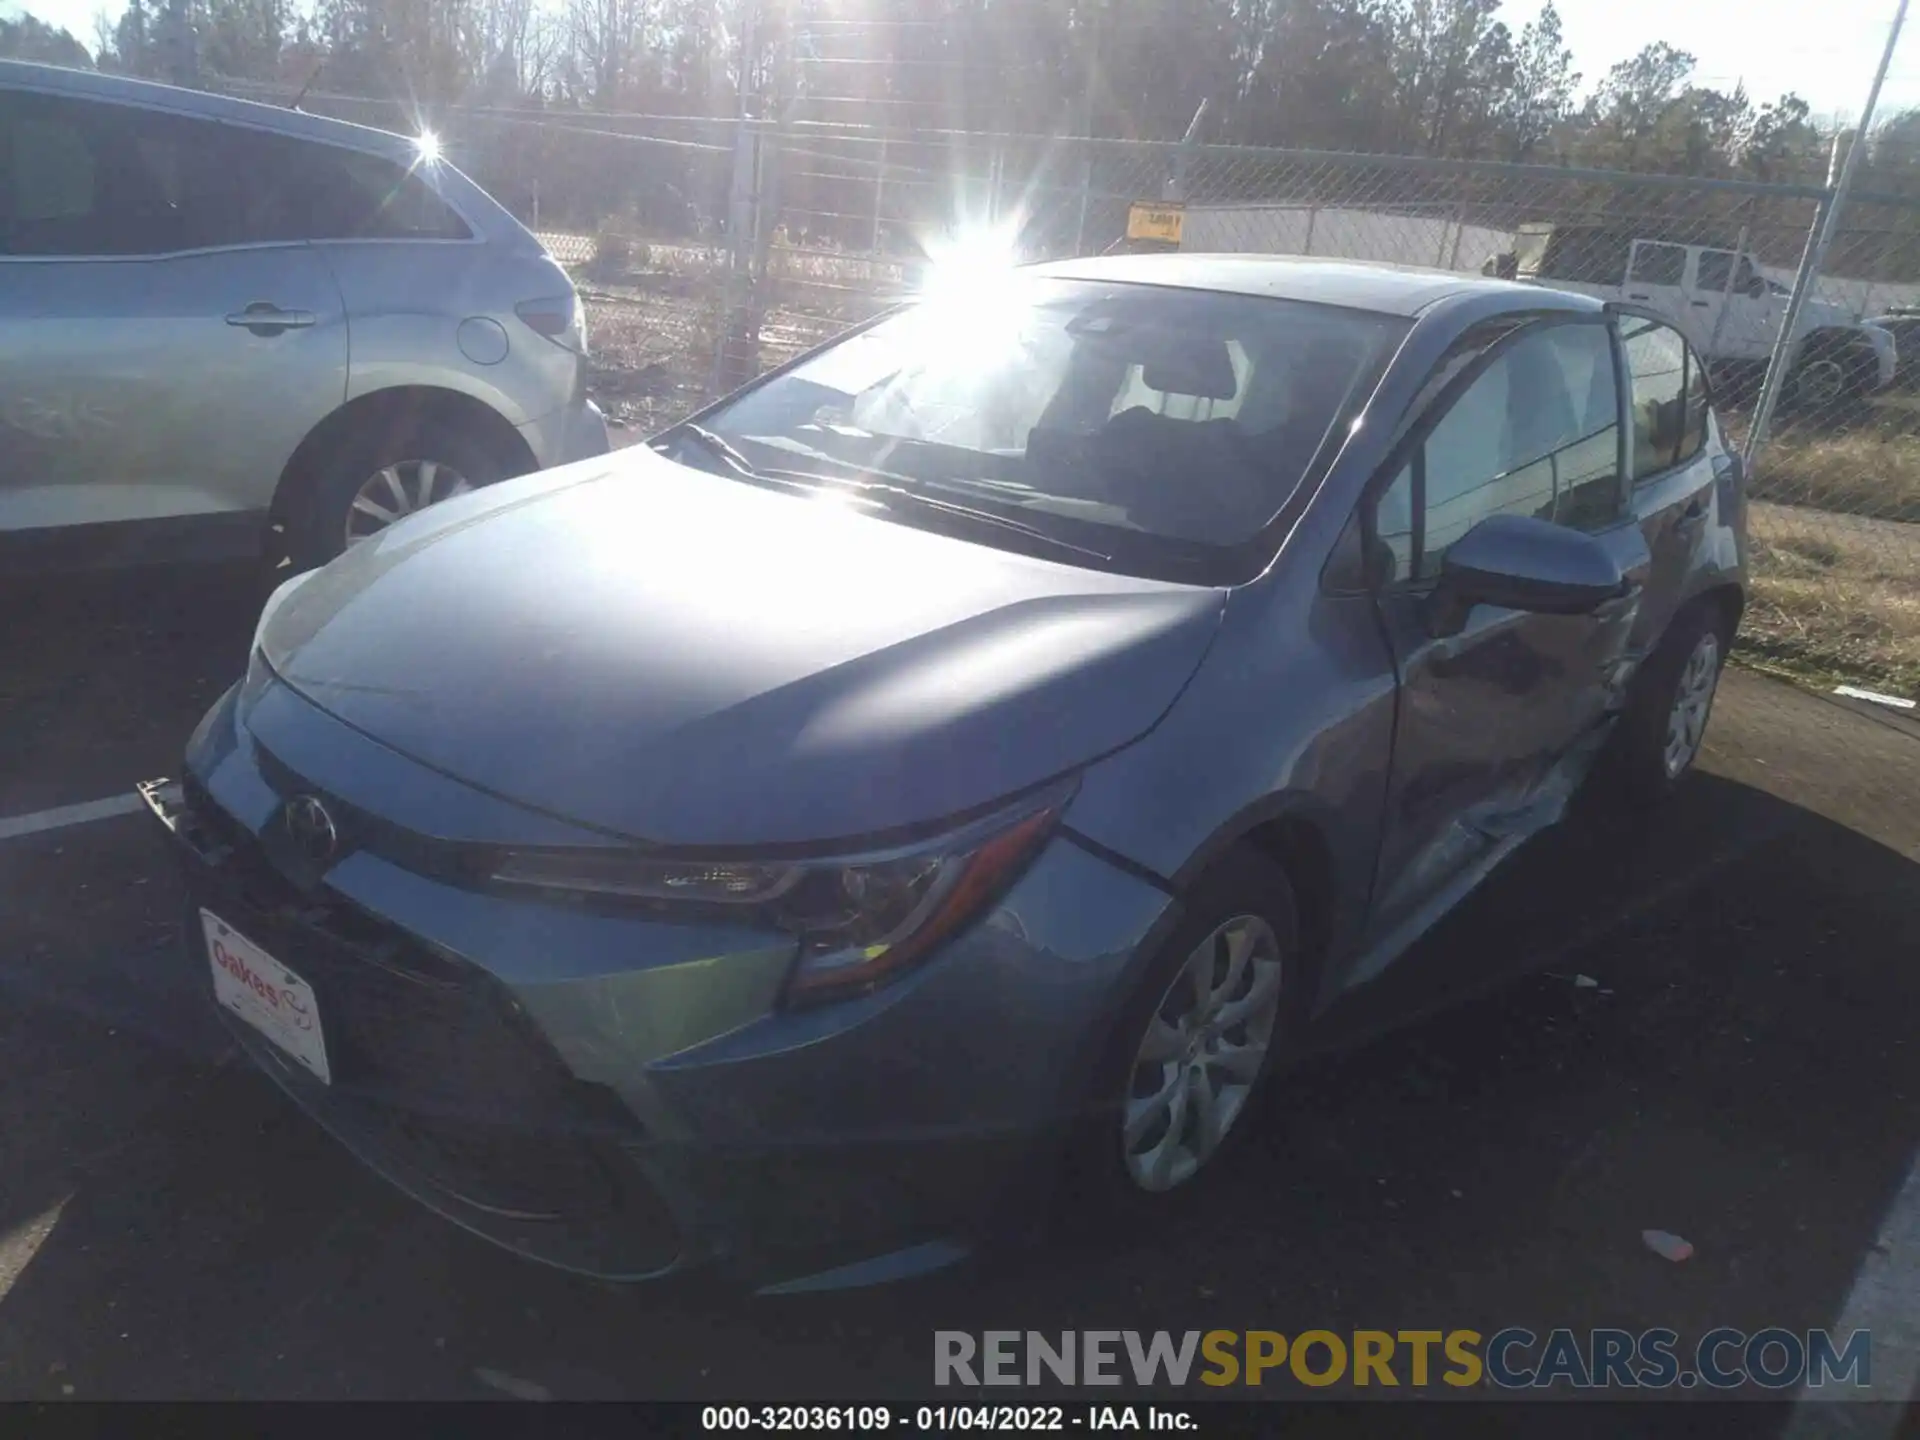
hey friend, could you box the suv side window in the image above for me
[1372,321,1623,584]
[1621,317,1703,480]
[1629,242,1688,287]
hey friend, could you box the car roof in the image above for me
[0,58,424,165]
[1025,252,1600,318]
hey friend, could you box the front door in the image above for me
[1690,249,1776,365]
[0,88,347,538]
[1351,316,1646,986]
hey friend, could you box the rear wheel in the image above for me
[1601,603,1730,808]
[283,414,511,571]
[1784,334,1877,425]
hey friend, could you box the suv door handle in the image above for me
[1628,292,1651,300]
[1674,494,1711,531]
[226,303,316,334]
[1690,299,1711,307]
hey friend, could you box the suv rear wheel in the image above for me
[285,415,511,570]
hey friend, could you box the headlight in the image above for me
[490,785,1071,1006]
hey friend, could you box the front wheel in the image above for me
[1078,850,1304,1211]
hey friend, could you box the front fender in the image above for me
[1059,583,1398,1012]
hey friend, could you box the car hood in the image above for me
[259,451,1226,847]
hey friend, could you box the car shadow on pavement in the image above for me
[2,705,1919,1409]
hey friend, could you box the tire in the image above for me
[1784,334,1876,426]
[1602,603,1730,809]
[1071,848,1306,1216]
[283,412,512,571]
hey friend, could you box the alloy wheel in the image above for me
[1122,915,1284,1193]
[344,459,474,549]
[1663,631,1721,778]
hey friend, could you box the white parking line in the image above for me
[0,787,177,843]
[1783,1146,1920,1434]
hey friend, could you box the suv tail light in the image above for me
[515,295,587,356]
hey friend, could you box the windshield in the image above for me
[682,278,1403,577]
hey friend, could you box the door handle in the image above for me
[226,303,316,334]
[1673,494,1711,531]
[1628,292,1651,300]
[1690,299,1711,307]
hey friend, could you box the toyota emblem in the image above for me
[283,794,338,865]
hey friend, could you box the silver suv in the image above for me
[0,61,608,572]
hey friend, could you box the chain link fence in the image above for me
[201,81,1920,695]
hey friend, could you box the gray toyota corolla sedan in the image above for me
[146,255,1746,1292]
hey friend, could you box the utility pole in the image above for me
[1074,8,1098,253]
[1745,0,1908,463]
[713,0,763,397]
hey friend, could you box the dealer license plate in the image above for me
[202,909,331,1085]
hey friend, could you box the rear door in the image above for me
[1624,240,1694,345]
[0,88,346,538]
[1355,317,1646,982]
[1616,312,1719,653]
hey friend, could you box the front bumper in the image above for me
[146,681,1175,1288]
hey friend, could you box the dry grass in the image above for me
[578,285,718,435]
[1750,429,1920,525]
[1742,501,1920,697]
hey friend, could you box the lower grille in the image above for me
[178,777,621,1124]
[172,776,680,1277]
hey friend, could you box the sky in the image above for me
[5,0,1919,125]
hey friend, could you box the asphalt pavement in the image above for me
[4,562,1920,1430]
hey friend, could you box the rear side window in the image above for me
[1621,317,1706,479]
[1681,342,1712,458]
[254,137,471,242]
[1629,242,1688,287]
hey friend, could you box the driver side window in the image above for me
[1371,321,1622,585]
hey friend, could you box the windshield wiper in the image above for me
[656,423,759,478]
[755,465,1113,564]
[661,429,1112,564]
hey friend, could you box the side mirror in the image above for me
[1432,514,1626,632]
[1743,275,1768,298]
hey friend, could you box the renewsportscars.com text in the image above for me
[933,1328,1872,1391]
